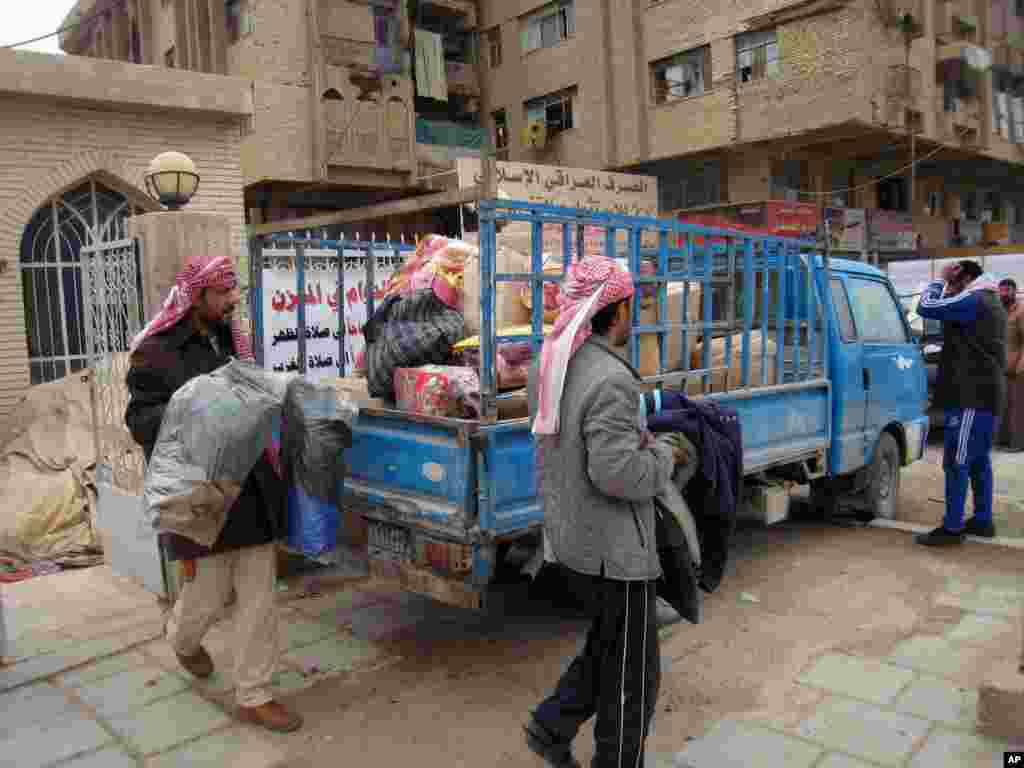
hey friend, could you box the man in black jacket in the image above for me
[916,260,1007,545]
[125,254,301,732]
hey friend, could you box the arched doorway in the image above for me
[19,178,143,384]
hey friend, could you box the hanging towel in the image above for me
[415,30,447,101]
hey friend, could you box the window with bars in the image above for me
[486,27,502,67]
[525,88,575,134]
[651,46,711,104]
[658,160,722,211]
[521,1,575,54]
[736,29,779,83]
[19,180,141,385]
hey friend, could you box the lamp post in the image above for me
[144,151,200,211]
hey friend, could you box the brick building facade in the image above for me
[0,48,252,420]
[56,0,1024,252]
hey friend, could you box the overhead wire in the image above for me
[1,0,127,50]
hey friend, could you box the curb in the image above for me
[869,519,1024,550]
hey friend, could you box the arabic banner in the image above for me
[456,158,657,217]
[868,210,916,251]
[457,159,659,257]
[261,248,401,379]
[262,258,341,384]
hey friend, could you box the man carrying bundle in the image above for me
[125,254,302,733]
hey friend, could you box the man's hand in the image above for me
[657,433,694,466]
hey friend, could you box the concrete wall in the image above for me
[243,81,315,185]
[0,53,249,422]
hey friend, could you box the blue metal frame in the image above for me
[476,199,826,418]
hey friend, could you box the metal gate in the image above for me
[80,236,146,493]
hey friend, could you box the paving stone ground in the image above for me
[2,506,1021,768]
[0,567,400,766]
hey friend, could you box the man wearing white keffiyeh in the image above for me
[523,256,683,768]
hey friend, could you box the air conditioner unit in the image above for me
[521,121,547,150]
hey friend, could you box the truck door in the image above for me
[827,275,869,474]
[844,276,925,460]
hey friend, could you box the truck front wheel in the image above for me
[866,432,901,520]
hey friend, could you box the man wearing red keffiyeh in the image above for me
[524,256,685,768]
[125,254,302,733]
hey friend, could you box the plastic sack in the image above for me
[363,289,466,400]
[143,361,291,548]
[280,378,359,557]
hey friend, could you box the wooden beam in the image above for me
[252,186,481,236]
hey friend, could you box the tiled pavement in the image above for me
[2,555,1021,767]
[0,567,404,767]
[670,585,1021,768]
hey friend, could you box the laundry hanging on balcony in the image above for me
[415,30,447,101]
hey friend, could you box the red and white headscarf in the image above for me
[532,257,635,436]
[130,255,251,359]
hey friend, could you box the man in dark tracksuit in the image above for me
[916,260,1007,545]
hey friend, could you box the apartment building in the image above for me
[60,0,1024,250]
[59,0,484,237]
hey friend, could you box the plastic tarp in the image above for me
[0,370,103,567]
[143,361,291,548]
[280,378,358,557]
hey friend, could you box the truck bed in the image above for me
[343,377,830,545]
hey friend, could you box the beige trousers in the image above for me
[166,543,279,708]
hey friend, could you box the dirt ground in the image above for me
[247,517,1022,767]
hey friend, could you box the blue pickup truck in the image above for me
[327,200,929,610]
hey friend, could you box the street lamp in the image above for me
[144,151,200,210]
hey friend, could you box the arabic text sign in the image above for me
[261,248,401,379]
[262,249,341,384]
[456,158,658,218]
[869,210,916,251]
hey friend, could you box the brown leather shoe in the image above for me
[237,701,303,733]
[174,646,214,679]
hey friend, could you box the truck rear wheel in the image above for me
[866,432,900,520]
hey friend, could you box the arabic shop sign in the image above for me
[868,210,916,251]
[457,159,658,257]
[456,158,658,217]
[260,247,400,380]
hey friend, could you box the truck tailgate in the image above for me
[344,410,476,539]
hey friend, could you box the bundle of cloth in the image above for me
[642,388,743,594]
[143,359,358,554]
[364,233,542,413]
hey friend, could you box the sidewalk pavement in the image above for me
[0,565,401,767]
[904,440,1024,540]
[1,527,1021,767]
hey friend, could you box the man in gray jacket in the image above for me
[525,256,683,768]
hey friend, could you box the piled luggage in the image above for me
[349,232,774,420]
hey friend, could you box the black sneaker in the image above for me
[963,517,996,538]
[524,717,581,768]
[915,526,965,547]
